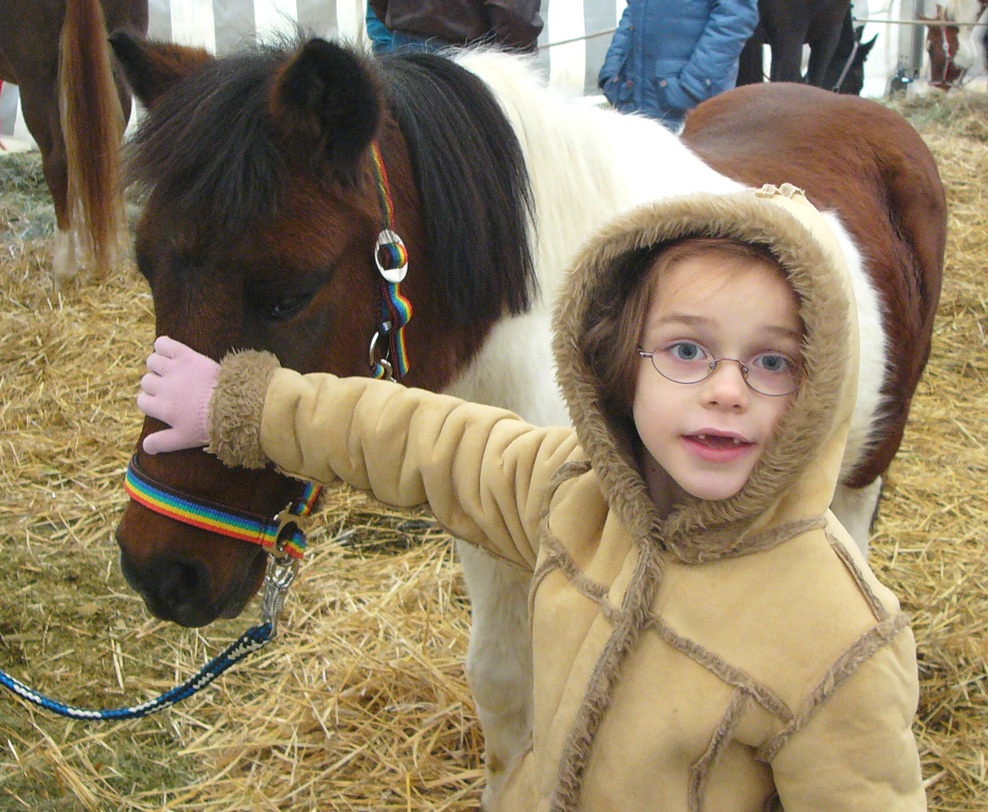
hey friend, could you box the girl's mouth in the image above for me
[683,432,754,462]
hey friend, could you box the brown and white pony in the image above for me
[0,0,147,281]
[108,36,945,808]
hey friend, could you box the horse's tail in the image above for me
[59,0,127,277]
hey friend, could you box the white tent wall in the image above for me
[1,0,985,145]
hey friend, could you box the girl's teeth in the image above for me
[696,434,743,445]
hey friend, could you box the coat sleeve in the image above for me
[768,625,927,812]
[484,0,543,52]
[677,0,759,104]
[208,351,580,570]
[598,2,634,86]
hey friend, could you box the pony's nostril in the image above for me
[154,559,209,612]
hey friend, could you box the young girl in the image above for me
[138,185,926,811]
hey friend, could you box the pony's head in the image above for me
[111,34,535,625]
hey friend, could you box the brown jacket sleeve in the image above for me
[208,351,579,570]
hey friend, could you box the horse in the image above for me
[108,35,945,809]
[0,0,147,282]
[943,0,988,79]
[737,0,852,89]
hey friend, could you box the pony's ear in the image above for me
[110,32,213,109]
[268,38,382,185]
[860,33,879,54]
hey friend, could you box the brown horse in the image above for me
[0,0,147,281]
[108,35,944,808]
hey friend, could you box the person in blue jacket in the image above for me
[599,0,759,131]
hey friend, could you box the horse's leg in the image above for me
[457,542,533,811]
[768,35,807,82]
[14,76,80,282]
[443,311,565,809]
[807,28,845,87]
[736,27,766,85]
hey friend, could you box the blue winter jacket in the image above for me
[598,0,758,128]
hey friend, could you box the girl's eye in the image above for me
[752,353,795,374]
[666,341,708,362]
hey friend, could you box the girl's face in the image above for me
[633,254,802,513]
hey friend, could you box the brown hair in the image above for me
[579,237,790,455]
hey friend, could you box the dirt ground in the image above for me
[1,92,987,811]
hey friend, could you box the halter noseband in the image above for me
[124,455,321,560]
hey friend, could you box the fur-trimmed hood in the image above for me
[551,184,859,562]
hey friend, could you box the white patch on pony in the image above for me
[821,209,889,491]
[831,476,883,555]
[820,210,888,554]
[456,541,534,810]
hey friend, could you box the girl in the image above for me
[138,185,925,811]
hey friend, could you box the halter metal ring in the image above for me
[375,229,408,284]
[368,330,395,381]
[270,505,308,560]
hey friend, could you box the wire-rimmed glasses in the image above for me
[638,341,802,397]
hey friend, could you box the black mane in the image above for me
[126,40,536,324]
[125,46,288,237]
[378,50,536,320]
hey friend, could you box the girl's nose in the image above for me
[701,360,750,411]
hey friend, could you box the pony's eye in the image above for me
[268,294,311,321]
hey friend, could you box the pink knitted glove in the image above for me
[138,336,220,454]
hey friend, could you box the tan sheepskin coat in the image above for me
[208,186,925,812]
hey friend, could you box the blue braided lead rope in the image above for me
[0,621,274,720]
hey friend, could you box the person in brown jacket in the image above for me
[368,0,543,54]
[137,185,926,812]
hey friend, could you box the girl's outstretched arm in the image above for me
[139,337,580,569]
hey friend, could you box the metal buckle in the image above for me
[269,504,308,560]
[374,228,408,284]
[368,330,395,382]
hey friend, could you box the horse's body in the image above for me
[738,0,852,88]
[0,0,147,280]
[109,36,945,808]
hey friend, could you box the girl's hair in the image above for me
[579,237,789,456]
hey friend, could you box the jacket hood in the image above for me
[551,184,859,562]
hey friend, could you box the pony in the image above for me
[0,0,147,282]
[108,35,945,809]
[737,0,852,88]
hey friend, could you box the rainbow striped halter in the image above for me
[368,141,413,382]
